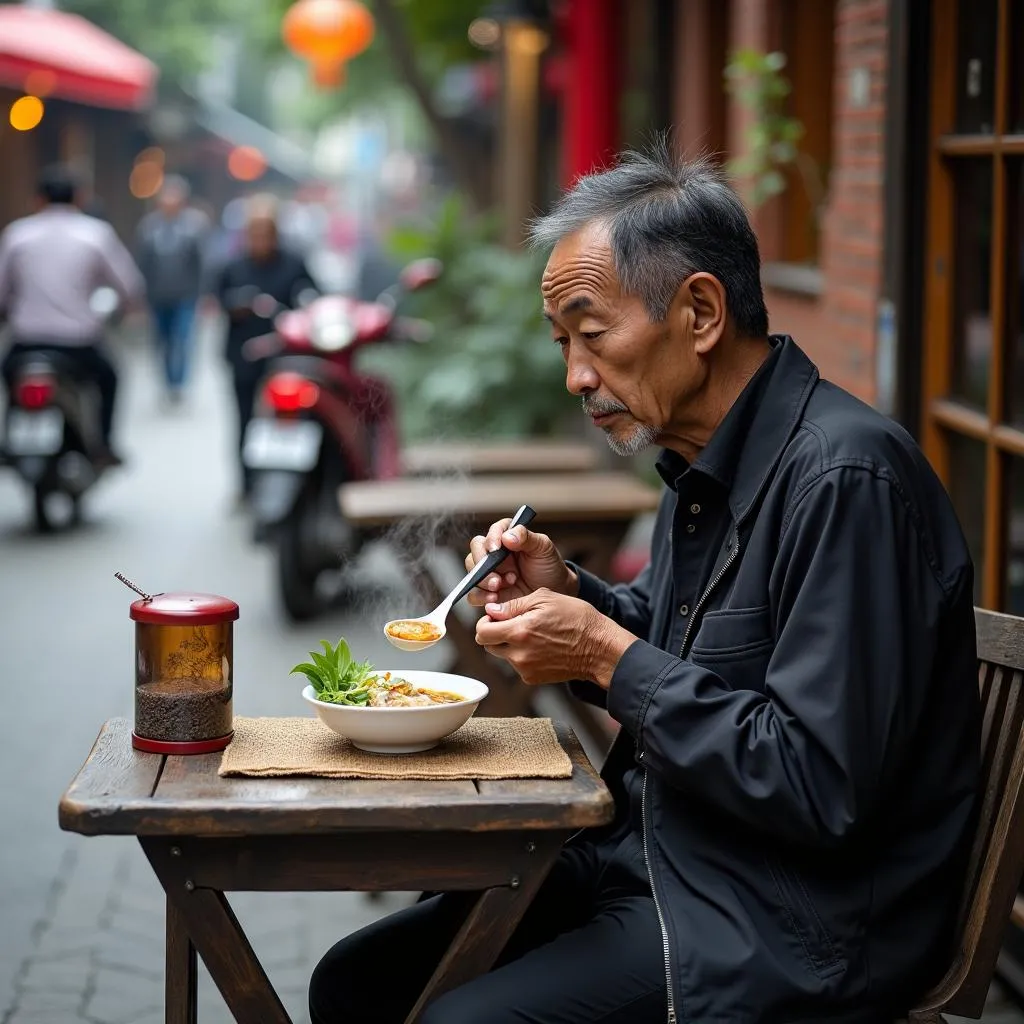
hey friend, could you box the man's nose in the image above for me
[565,350,600,396]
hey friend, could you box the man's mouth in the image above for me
[583,397,629,427]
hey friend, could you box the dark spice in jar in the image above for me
[135,676,231,742]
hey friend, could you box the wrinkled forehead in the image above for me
[541,221,619,311]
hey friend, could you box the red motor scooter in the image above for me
[240,257,441,621]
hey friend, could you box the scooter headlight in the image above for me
[310,306,356,351]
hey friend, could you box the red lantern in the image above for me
[282,0,374,88]
[311,59,346,88]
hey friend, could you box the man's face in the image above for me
[158,188,185,217]
[541,221,701,456]
[247,217,278,260]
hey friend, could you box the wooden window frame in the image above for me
[920,0,1023,610]
[777,0,835,268]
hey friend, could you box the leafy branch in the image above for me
[359,193,578,440]
[724,49,805,207]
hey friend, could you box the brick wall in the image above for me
[811,0,889,403]
[675,0,890,405]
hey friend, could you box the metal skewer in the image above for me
[114,572,152,601]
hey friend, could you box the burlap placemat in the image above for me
[218,716,572,780]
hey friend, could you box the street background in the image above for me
[3,0,1024,1019]
[0,317,441,1023]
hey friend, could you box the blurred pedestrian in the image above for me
[0,165,145,463]
[136,175,209,404]
[211,195,316,501]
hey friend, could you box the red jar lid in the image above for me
[130,592,239,626]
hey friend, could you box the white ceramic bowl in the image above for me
[301,670,488,753]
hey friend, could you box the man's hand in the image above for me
[464,520,578,607]
[475,589,636,689]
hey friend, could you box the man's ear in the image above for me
[681,272,727,355]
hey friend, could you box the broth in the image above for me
[386,620,443,643]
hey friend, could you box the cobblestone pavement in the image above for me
[3,833,416,1023]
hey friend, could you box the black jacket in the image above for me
[573,337,980,1023]
[213,250,315,367]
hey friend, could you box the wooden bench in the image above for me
[901,607,1024,1021]
[401,440,599,477]
[341,471,659,579]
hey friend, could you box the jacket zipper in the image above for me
[679,537,741,658]
[642,769,677,1024]
[642,533,741,1024]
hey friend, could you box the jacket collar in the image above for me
[726,335,818,524]
[655,335,819,524]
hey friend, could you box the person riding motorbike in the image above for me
[209,193,317,502]
[0,165,145,466]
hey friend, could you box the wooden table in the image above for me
[58,717,613,1024]
[401,440,599,477]
[340,472,660,748]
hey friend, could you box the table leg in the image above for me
[143,839,292,1024]
[166,895,197,1024]
[403,836,562,1023]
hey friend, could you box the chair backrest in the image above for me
[909,607,1024,1020]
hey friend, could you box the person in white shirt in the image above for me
[0,165,145,463]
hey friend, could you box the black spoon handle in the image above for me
[449,504,537,606]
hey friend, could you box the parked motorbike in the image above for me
[0,287,121,531]
[240,257,441,621]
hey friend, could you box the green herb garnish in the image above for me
[291,638,375,705]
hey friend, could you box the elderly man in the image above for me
[309,146,980,1024]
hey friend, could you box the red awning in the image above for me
[0,6,157,111]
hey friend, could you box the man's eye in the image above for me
[582,331,604,341]
[553,336,568,346]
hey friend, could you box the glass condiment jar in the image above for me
[130,592,239,754]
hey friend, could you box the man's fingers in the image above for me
[484,518,513,552]
[467,534,489,569]
[499,526,555,557]
[476,604,531,645]
[467,581,520,608]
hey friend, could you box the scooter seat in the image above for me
[8,349,90,383]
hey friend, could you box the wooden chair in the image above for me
[901,607,1024,1022]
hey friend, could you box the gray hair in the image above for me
[529,139,769,337]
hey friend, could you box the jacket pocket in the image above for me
[689,604,771,656]
[766,858,846,981]
[688,605,773,692]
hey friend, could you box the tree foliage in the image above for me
[57,0,270,82]
[360,194,576,440]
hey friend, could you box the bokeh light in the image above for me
[129,160,164,199]
[467,17,501,49]
[9,95,44,132]
[227,145,267,182]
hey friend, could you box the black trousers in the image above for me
[308,842,666,1024]
[2,342,118,445]
[229,354,266,493]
